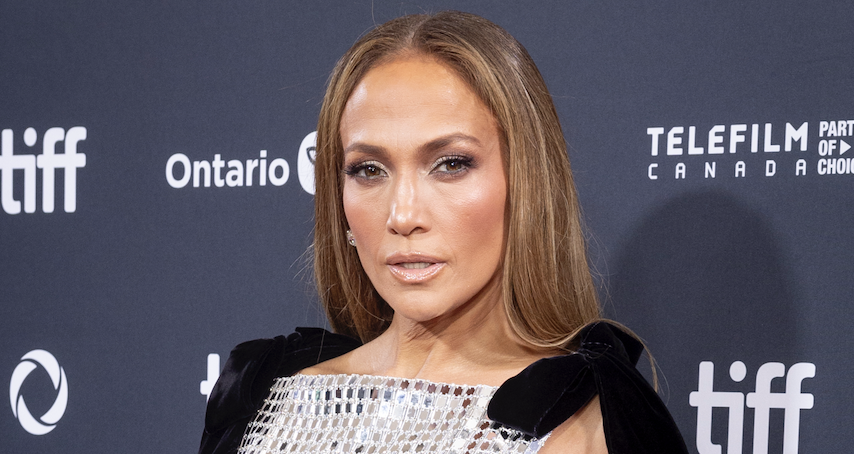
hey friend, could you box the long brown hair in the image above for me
[314,11,600,349]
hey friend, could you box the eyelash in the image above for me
[343,160,387,179]
[342,154,475,180]
[431,155,474,175]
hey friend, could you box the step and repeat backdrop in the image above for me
[2,1,851,453]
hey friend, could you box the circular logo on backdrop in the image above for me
[297,131,317,195]
[9,350,68,435]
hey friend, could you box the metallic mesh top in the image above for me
[238,374,548,454]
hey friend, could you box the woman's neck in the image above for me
[347,296,554,387]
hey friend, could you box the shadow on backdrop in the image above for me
[607,190,798,452]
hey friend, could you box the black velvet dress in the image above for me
[199,322,688,454]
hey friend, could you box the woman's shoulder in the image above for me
[199,327,362,454]
[218,328,362,398]
[489,321,689,454]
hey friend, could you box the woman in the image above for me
[200,11,687,454]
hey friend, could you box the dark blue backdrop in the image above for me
[2,1,851,452]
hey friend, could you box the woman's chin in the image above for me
[388,303,461,328]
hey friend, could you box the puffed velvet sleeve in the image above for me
[198,328,362,454]
[488,322,688,454]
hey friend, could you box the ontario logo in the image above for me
[9,350,69,435]
[645,119,852,180]
[165,131,317,195]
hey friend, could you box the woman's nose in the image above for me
[386,176,427,236]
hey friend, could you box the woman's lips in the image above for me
[386,255,445,283]
[388,262,444,282]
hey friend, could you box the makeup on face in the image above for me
[340,55,508,325]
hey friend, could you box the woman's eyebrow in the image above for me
[343,133,482,160]
[343,142,390,160]
[420,134,482,154]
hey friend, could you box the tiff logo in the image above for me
[0,127,87,214]
[199,353,220,402]
[689,361,815,454]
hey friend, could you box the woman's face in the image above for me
[340,55,507,325]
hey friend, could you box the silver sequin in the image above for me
[239,374,547,453]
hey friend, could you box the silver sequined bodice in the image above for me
[239,374,547,453]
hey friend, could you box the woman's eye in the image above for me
[361,164,383,177]
[434,156,472,174]
[344,161,387,179]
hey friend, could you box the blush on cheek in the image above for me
[458,185,506,227]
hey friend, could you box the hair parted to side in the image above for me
[314,11,601,349]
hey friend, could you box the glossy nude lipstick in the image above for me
[385,253,445,283]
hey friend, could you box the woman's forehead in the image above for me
[339,56,498,151]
